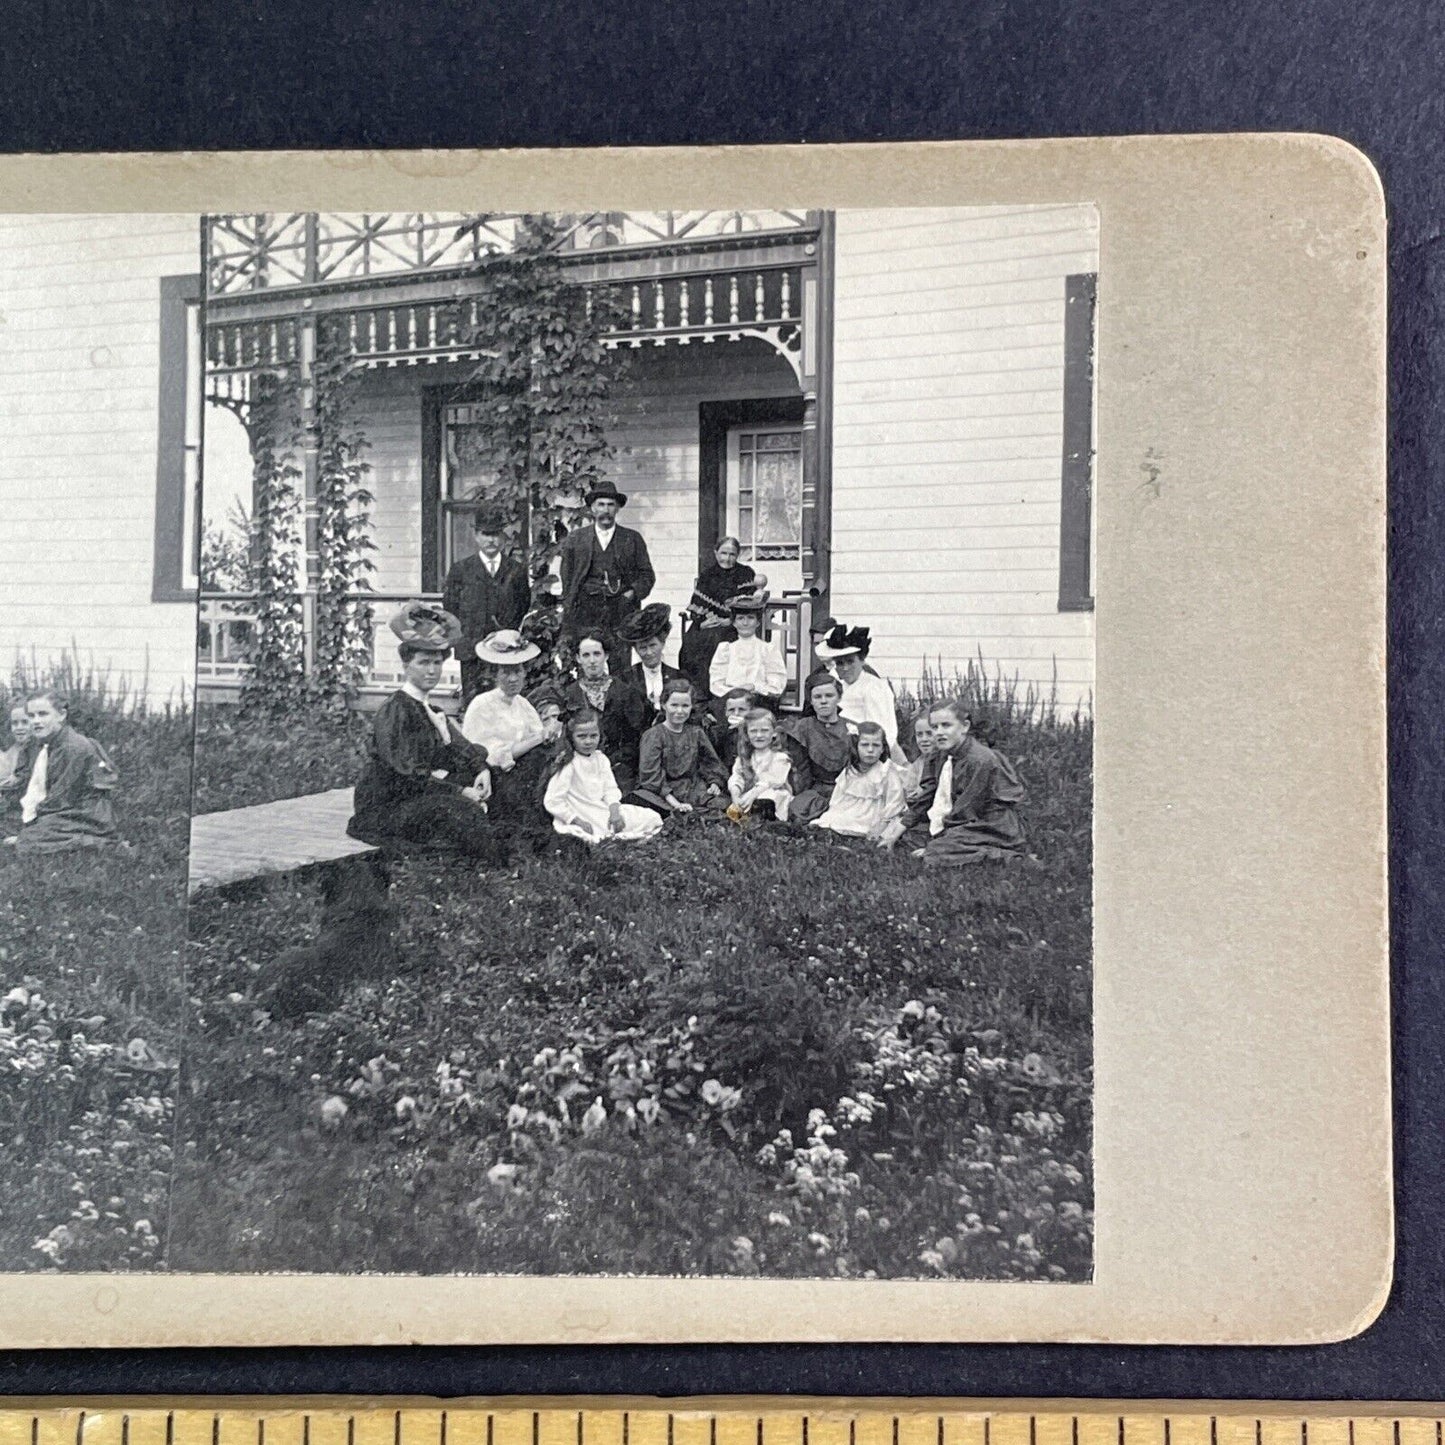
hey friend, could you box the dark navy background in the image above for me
[0,0,1439,1401]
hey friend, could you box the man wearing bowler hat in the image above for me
[443,502,532,707]
[559,479,656,674]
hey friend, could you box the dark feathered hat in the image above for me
[727,590,770,615]
[615,603,673,644]
[816,623,871,659]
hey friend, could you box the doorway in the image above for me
[697,396,807,598]
[726,423,804,598]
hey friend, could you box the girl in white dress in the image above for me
[543,708,663,844]
[726,708,794,822]
[811,721,908,840]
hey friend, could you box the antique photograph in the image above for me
[0,141,1391,1345]
[1,205,1098,1279]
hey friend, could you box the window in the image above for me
[152,274,203,602]
[421,390,525,591]
[1058,272,1097,613]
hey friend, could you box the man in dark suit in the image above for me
[616,603,691,727]
[558,480,656,675]
[442,504,531,706]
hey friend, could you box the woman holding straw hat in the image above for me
[461,629,565,826]
[346,602,504,862]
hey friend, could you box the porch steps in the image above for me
[188,787,373,893]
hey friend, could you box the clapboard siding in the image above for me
[0,214,201,701]
[829,206,1098,708]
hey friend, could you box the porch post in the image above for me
[799,213,835,624]
[299,305,319,673]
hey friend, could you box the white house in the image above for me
[0,214,201,700]
[0,208,1097,711]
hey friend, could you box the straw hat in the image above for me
[475,629,542,666]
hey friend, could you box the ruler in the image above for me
[0,1404,1439,1445]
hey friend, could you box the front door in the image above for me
[725,423,805,599]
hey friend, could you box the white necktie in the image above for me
[21,744,48,824]
[927,757,954,836]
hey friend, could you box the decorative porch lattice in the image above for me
[206,211,814,296]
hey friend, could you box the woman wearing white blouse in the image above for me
[461,630,563,827]
[708,594,787,705]
[816,624,906,763]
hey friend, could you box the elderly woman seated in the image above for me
[460,629,564,826]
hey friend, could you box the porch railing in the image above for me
[197,591,813,710]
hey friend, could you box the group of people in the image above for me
[0,688,124,856]
[347,596,1027,869]
[398,478,1026,866]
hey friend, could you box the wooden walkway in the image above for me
[188,787,374,893]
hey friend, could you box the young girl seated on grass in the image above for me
[633,679,729,816]
[783,669,854,824]
[900,709,938,797]
[707,686,754,774]
[726,707,794,822]
[4,689,123,856]
[0,700,34,829]
[544,707,664,844]
[878,697,1026,866]
[811,720,908,841]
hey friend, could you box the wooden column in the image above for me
[798,213,836,627]
[299,305,320,676]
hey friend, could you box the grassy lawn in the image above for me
[0,669,191,1271]
[172,697,1093,1281]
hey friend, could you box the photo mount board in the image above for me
[0,135,1389,1346]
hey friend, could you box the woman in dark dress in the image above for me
[347,602,506,863]
[678,536,768,692]
[559,633,649,792]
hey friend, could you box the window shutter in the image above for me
[1058,272,1097,613]
[152,273,203,603]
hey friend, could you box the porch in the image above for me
[197,211,834,712]
[196,589,815,711]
